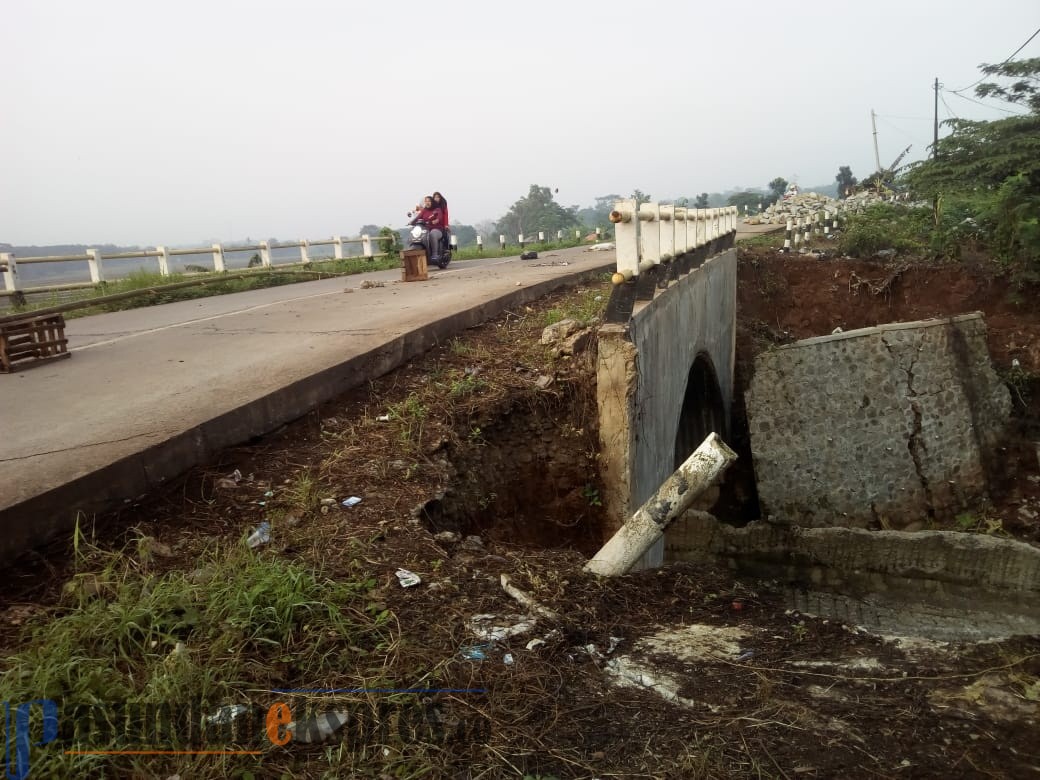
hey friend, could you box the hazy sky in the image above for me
[3,0,1038,246]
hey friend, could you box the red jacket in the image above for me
[411,207,443,229]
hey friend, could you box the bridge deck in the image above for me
[0,248,614,560]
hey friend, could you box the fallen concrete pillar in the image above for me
[585,433,737,576]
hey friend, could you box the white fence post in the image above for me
[538,231,545,243]
[610,197,639,282]
[87,248,105,283]
[638,202,660,266]
[156,246,171,276]
[1,252,21,294]
[575,229,581,240]
[333,236,344,260]
[499,234,506,250]
[361,234,373,259]
[450,233,458,251]
[211,243,226,273]
[658,204,674,260]
[299,240,310,264]
[518,233,525,249]
[476,235,483,252]
[674,208,688,253]
[260,241,272,268]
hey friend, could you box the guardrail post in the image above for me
[1,252,23,298]
[476,235,483,253]
[638,202,660,265]
[538,231,545,244]
[518,233,525,250]
[299,240,310,264]
[557,230,563,242]
[575,229,581,240]
[87,248,106,284]
[211,243,226,272]
[333,236,344,260]
[361,234,373,260]
[672,208,686,254]
[156,246,171,276]
[499,234,506,250]
[610,198,639,281]
[259,241,272,267]
[659,205,675,260]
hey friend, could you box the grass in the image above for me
[0,520,392,777]
[544,282,609,327]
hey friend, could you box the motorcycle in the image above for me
[406,216,452,270]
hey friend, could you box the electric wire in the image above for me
[945,89,1028,115]
[950,25,1040,94]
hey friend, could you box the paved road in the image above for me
[0,246,615,555]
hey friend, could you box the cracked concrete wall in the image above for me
[665,515,1040,640]
[746,313,1011,528]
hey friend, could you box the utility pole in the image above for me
[933,77,940,160]
[870,109,882,173]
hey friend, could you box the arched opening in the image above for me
[673,353,727,469]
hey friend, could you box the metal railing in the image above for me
[0,234,388,299]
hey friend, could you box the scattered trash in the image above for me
[395,568,421,588]
[205,705,249,726]
[216,469,242,489]
[607,637,623,654]
[138,536,174,559]
[287,711,351,743]
[342,496,362,508]
[469,614,537,642]
[735,649,756,662]
[503,653,515,665]
[594,295,603,302]
[434,531,461,543]
[263,490,275,498]
[360,280,386,289]
[832,327,843,335]
[376,414,391,422]
[534,375,553,390]
[459,644,488,661]
[320,498,337,506]
[526,638,546,651]
[1012,358,1021,368]
[246,521,271,549]
[343,287,354,293]
[520,251,538,260]
[585,242,615,252]
[464,366,482,377]
[284,514,300,527]
[460,534,484,551]
[229,469,242,482]
[731,600,744,611]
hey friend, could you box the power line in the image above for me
[950,25,1040,94]
[939,93,960,121]
[944,88,1028,115]
[874,113,934,121]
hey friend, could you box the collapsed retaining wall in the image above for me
[746,313,1011,528]
[665,515,1040,640]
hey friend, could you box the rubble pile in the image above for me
[745,189,892,225]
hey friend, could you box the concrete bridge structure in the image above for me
[0,206,744,564]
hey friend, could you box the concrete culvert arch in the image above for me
[673,353,728,470]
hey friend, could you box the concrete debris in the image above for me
[360,280,385,289]
[540,318,581,345]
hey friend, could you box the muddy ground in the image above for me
[2,247,1040,779]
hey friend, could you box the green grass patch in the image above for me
[544,283,608,327]
[0,524,391,777]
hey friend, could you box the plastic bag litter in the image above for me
[395,568,421,588]
[246,521,271,548]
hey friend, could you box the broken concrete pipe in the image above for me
[585,433,738,576]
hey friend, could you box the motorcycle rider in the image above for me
[408,195,445,263]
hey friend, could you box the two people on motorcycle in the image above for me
[409,192,450,263]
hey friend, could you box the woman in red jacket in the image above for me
[432,191,449,255]
[409,195,445,261]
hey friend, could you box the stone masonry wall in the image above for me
[746,313,1011,528]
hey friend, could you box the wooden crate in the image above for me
[401,248,428,282]
[0,314,70,372]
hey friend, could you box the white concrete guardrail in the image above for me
[0,235,389,298]
[608,202,738,283]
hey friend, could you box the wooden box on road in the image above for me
[401,248,428,282]
[0,313,70,372]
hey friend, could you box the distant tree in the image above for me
[835,166,858,198]
[694,193,709,209]
[768,177,789,202]
[494,185,580,238]
[451,224,477,246]
[577,194,622,229]
[630,189,652,205]
[359,224,381,236]
[726,191,763,213]
[474,220,498,240]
